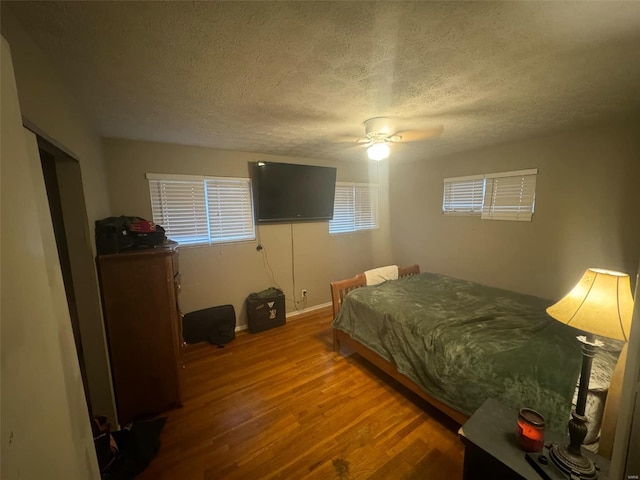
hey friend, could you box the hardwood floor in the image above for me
[137,307,464,480]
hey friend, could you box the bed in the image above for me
[331,265,623,443]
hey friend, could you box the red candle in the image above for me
[517,408,545,452]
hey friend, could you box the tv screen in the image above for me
[253,162,337,223]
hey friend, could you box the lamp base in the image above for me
[525,452,567,480]
[548,443,597,479]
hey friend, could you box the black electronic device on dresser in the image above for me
[97,242,183,426]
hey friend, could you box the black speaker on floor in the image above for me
[246,288,285,333]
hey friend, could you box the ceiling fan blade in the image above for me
[331,134,363,144]
[394,126,444,142]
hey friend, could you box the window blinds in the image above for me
[442,174,485,215]
[329,184,355,233]
[354,184,379,230]
[481,169,537,221]
[329,183,379,234]
[147,173,255,245]
[205,178,255,243]
[148,176,209,244]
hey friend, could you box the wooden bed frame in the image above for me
[330,265,624,450]
[330,264,469,425]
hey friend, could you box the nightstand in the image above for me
[458,398,610,480]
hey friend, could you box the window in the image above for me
[329,183,379,234]
[482,169,537,221]
[442,168,538,222]
[147,173,255,246]
[443,175,485,215]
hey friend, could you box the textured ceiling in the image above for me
[6,1,640,162]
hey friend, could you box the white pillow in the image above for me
[364,265,398,286]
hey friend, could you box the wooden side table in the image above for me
[459,398,610,480]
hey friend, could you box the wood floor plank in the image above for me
[136,307,463,479]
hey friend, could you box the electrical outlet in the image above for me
[302,289,308,298]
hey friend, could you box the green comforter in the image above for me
[332,272,584,432]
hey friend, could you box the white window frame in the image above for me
[442,168,538,222]
[329,182,379,234]
[442,174,485,215]
[481,169,537,222]
[147,173,256,246]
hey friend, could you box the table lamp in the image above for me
[545,268,634,479]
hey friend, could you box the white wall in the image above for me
[389,122,640,301]
[102,138,393,328]
[1,9,116,422]
[1,37,99,480]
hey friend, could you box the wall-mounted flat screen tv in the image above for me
[253,162,337,223]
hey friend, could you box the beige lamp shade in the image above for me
[546,268,634,341]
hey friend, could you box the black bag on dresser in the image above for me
[95,216,166,254]
[95,216,135,254]
[182,305,236,347]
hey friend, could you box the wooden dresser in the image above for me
[97,243,183,426]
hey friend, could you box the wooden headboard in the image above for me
[329,264,420,319]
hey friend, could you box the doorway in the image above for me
[35,133,117,423]
[39,146,91,412]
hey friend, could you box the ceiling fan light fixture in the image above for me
[367,142,390,161]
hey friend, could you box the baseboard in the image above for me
[286,301,332,318]
[235,301,332,332]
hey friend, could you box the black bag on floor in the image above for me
[183,305,236,347]
[106,417,167,480]
[92,416,119,475]
[247,288,285,333]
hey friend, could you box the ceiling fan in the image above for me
[355,117,444,160]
